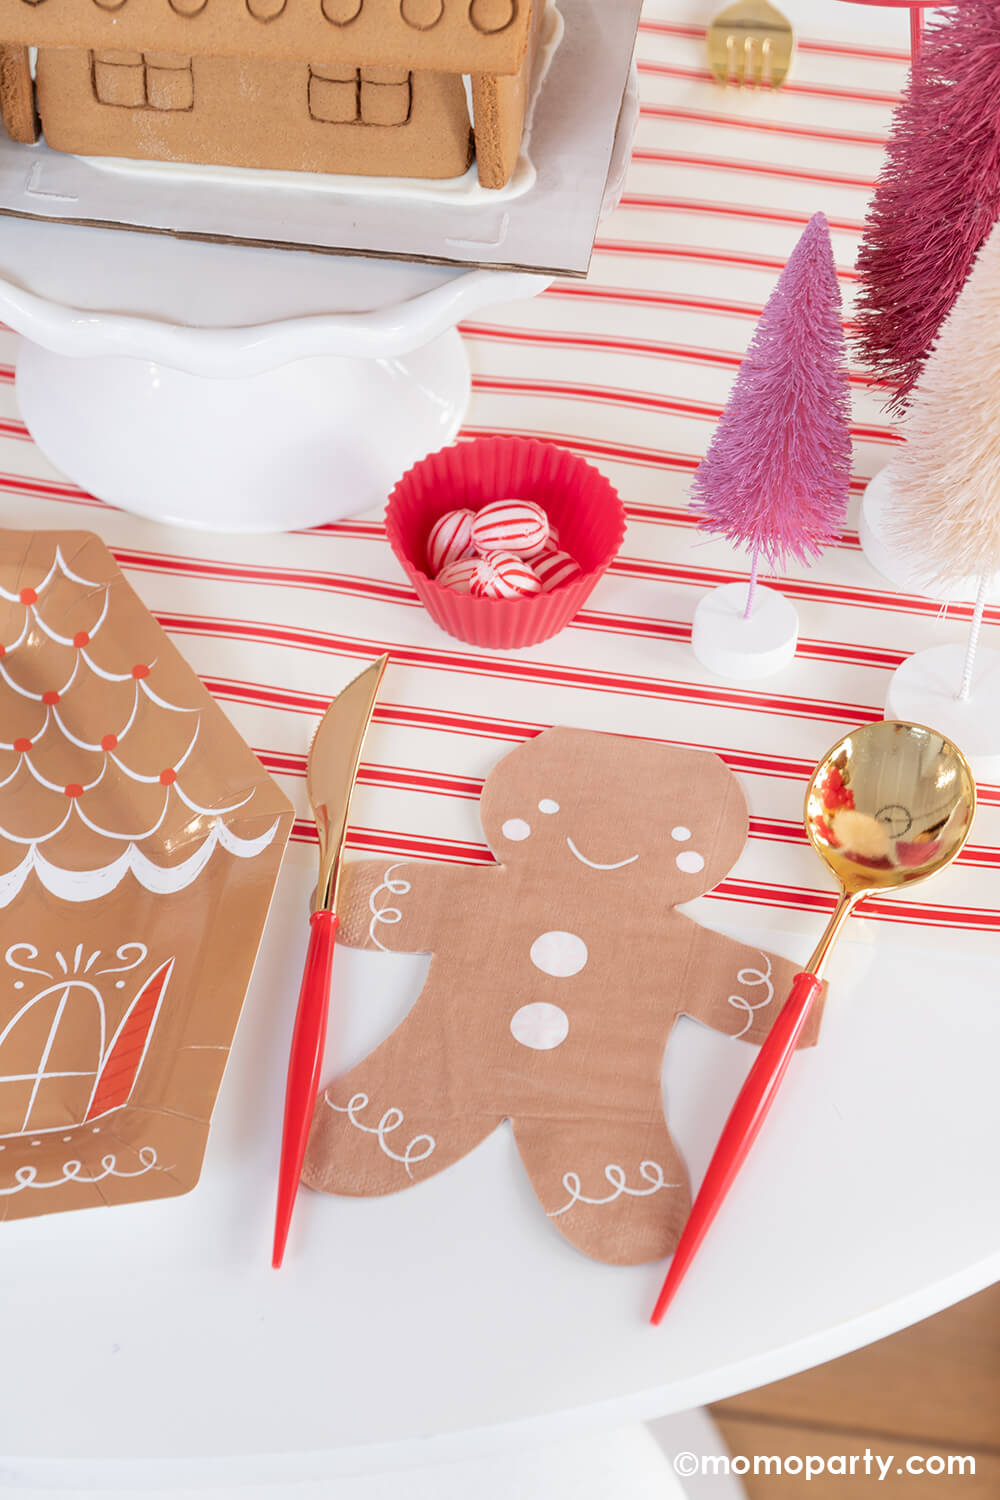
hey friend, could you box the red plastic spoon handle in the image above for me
[650,970,823,1324]
[272,909,339,1269]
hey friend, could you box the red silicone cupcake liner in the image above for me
[385,437,626,649]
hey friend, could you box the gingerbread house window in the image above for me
[91,51,194,111]
[307,65,412,126]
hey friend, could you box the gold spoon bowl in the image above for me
[803,720,976,977]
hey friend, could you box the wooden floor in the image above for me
[711,1282,1000,1497]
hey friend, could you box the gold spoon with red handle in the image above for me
[652,720,975,1323]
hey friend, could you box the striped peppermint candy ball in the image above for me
[471,500,549,558]
[471,553,542,599]
[427,509,476,574]
[522,520,560,560]
[435,557,480,594]
[533,548,582,592]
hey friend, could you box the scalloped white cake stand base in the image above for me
[15,328,472,534]
[0,217,548,533]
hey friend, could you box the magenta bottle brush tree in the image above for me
[689,212,852,681]
[854,3,1000,414]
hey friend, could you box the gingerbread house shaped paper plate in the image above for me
[0,529,293,1222]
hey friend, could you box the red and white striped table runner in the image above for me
[1,4,996,952]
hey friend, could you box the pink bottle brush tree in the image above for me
[854,3,1000,413]
[690,212,852,680]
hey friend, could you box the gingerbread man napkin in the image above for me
[303,728,824,1265]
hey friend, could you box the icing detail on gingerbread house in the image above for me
[469,0,515,34]
[400,0,443,29]
[245,0,286,20]
[0,546,280,906]
[0,1146,164,1197]
[0,941,172,1136]
[90,51,195,111]
[320,0,362,24]
[308,64,413,126]
[0,819,281,906]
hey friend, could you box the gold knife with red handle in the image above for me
[272,652,388,1267]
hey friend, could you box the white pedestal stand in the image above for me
[885,643,1000,781]
[691,581,799,680]
[860,466,1000,602]
[0,230,548,532]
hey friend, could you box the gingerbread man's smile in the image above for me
[565,836,639,871]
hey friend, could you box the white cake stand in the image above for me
[0,216,549,532]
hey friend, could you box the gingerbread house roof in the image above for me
[0,0,533,72]
[0,530,292,905]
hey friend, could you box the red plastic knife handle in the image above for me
[650,970,822,1324]
[272,908,339,1269]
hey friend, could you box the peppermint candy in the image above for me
[426,509,476,574]
[533,549,582,592]
[471,552,542,599]
[470,500,549,558]
[435,557,480,594]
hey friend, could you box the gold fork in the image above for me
[707,0,794,88]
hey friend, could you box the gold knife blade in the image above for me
[307,653,388,914]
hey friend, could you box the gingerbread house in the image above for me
[0,0,541,187]
[0,529,293,1221]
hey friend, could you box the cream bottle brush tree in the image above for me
[689,212,852,680]
[884,215,1000,776]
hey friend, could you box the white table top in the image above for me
[4,0,998,1488]
[3,851,999,1486]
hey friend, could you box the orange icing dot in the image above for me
[73,631,90,648]
[41,690,60,705]
[159,768,177,786]
[19,587,37,605]
[13,737,31,753]
[100,733,118,752]
[64,783,84,798]
[131,664,150,679]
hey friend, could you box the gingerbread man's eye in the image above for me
[538,799,559,814]
[671,826,691,841]
[502,818,531,841]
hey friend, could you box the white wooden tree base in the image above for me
[885,643,1000,780]
[691,582,798,680]
[860,468,1000,603]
